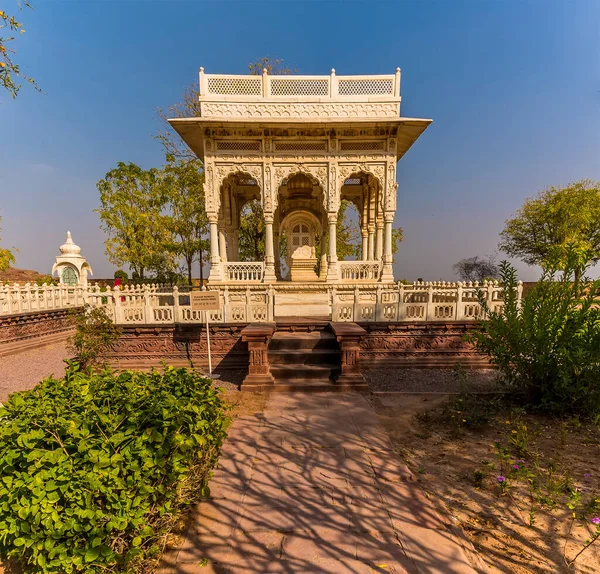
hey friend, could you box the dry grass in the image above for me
[370,393,600,573]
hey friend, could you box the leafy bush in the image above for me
[113,270,128,282]
[36,275,58,286]
[469,251,600,416]
[68,305,121,369]
[0,365,229,573]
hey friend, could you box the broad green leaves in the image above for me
[0,365,229,572]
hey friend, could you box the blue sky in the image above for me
[1,0,599,280]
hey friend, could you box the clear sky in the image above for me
[1,0,599,281]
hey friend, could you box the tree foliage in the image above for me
[453,255,499,282]
[163,159,209,284]
[469,248,600,416]
[0,2,40,98]
[499,180,600,276]
[391,227,403,262]
[238,200,265,262]
[0,215,16,271]
[96,162,174,280]
[336,200,360,260]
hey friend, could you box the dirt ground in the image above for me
[369,393,600,573]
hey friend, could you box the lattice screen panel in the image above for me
[340,141,386,151]
[270,78,329,96]
[273,141,327,152]
[343,178,362,186]
[216,141,261,152]
[207,76,262,96]
[338,78,394,96]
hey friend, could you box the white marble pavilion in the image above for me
[169,68,431,317]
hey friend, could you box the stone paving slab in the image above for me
[162,393,480,573]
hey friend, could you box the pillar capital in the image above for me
[384,211,395,223]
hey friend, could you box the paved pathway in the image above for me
[161,393,479,573]
[0,342,68,403]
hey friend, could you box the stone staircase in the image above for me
[268,330,340,391]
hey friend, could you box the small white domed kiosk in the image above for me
[52,231,93,286]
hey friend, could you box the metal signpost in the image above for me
[190,290,221,378]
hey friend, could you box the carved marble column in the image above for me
[264,214,276,282]
[375,221,384,261]
[320,228,328,278]
[367,225,376,261]
[208,217,223,282]
[274,229,281,279]
[326,214,340,281]
[218,228,227,262]
[241,323,276,388]
[361,229,368,261]
[229,229,239,261]
[381,212,395,282]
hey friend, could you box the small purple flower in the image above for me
[512,464,520,470]
[497,476,505,483]
[584,473,591,479]
[591,517,600,525]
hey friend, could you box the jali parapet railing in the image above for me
[78,280,522,325]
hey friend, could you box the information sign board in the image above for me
[190,291,220,311]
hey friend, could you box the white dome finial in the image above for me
[60,231,81,255]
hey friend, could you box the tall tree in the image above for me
[1,2,40,98]
[391,227,404,263]
[336,200,361,260]
[163,159,209,285]
[453,255,499,282]
[499,180,600,279]
[0,216,16,271]
[96,162,173,280]
[238,200,265,262]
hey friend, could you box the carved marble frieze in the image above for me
[201,102,399,119]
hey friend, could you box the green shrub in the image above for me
[113,270,128,282]
[469,251,600,416]
[68,305,121,369]
[0,365,229,573]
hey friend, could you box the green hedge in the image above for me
[0,365,230,573]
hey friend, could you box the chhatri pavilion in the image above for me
[169,68,431,316]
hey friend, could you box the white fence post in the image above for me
[456,282,463,321]
[143,285,153,324]
[426,282,435,321]
[113,285,122,323]
[172,285,180,323]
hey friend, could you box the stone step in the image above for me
[269,331,338,351]
[270,364,338,382]
[268,349,339,366]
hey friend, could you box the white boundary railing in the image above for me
[0,283,87,316]
[1,280,522,324]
